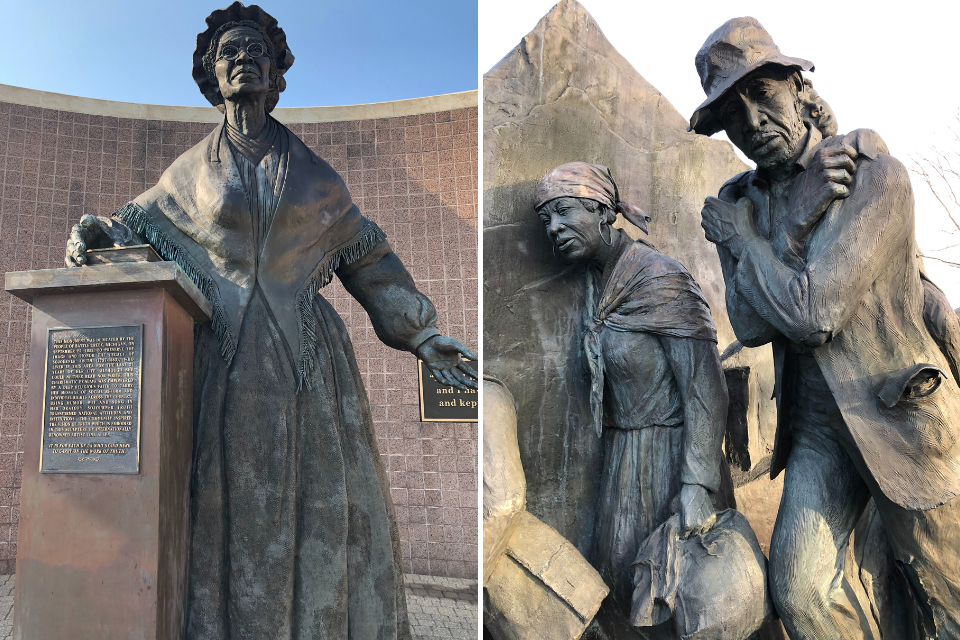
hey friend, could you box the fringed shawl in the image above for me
[583,238,718,436]
[116,118,385,389]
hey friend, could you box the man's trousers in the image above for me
[769,355,960,640]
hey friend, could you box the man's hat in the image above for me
[689,17,814,136]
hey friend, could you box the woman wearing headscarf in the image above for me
[535,162,729,615]
[63,4,476,639]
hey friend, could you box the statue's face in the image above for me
[537,197,604,263]
[804,84,838,138]
[214,27,272,103]
[716,68,806,170]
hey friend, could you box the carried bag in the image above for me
[629,509,774,640]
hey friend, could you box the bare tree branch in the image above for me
[909,109,960,270]
[920,255,960,268]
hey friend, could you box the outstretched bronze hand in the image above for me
[416,336,478,390]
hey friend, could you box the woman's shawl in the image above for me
[583,238,717,436]
[114,119,385,389]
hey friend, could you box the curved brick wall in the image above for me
[0,86,479,578]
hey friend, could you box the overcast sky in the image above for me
[2,0,477,107]
[481,0,960,305]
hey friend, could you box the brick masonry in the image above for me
[0,101,479,578]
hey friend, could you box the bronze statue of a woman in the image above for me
[534,162,730,614]
[63,4,476,639]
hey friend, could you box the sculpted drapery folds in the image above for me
[534,162,730,614]
[694,17,960,639]
[63,3,477,639]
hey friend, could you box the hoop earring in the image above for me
[599,220,612,246]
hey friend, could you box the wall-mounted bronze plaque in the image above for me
[418,359,479,422]
[41,325,143,474]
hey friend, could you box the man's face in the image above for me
[214,27,272,103]
[716,68,806,171]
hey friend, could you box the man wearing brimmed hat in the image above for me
[692,16,960,639]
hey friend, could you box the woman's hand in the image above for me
[65,215,112,267]
[679,483,717,538]
[416,336,478,390]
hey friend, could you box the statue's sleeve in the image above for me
[716,244,781,347]
[335,237,441,353]
[715,182,781,347]
[659,335,726,492]
[732,154,913,347]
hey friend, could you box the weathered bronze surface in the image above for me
[483,377,608,639]
[54,3,476,638]
[694,16,960,639]
[482,4,795,638]
[41,325,142,474]
[482,1,772,576]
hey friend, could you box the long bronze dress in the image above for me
[105,117,433,639]
[582,233,728,611]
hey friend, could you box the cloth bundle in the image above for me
[629,509,774,639]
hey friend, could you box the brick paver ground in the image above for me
[0,573,476,640]
[0,575,11,640]
[405,574,478,639]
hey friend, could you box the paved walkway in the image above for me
[0,573,477,639]
[405,574,479,639]
[0,576,10,640]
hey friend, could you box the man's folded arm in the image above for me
[733,154,913,347]
[717,243,781,347]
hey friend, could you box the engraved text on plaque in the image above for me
[41,325,143,473]
[417,359,478,422]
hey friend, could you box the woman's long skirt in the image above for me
[594,426,683,611]
[184,286,411,640]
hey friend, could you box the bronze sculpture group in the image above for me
[54,3,960,639]
[485,13,960,640]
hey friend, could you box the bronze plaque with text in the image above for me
[418,359,478,422]
[41,325,143,474]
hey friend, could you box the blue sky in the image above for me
[2,0,478,107]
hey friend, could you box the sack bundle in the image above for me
[629,509,774,639]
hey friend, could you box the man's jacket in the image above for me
[717,127,960,511]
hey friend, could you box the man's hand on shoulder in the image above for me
[787,142,857,242]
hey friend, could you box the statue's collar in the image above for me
[794,125,823,171]
[751,125,822,187]
[207,116,283,164]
